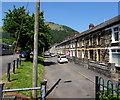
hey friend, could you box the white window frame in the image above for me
[111,24,120,43]
[108,47,120,65]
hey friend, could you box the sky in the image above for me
[1,1,119,32]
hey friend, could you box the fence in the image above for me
[0,78,61,100]
[95,76,120,100]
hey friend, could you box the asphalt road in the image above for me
[45,55,96,99]
[0,54,19,79]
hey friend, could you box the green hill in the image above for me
[45,22,79,43]
[0,27,15,45]
[0,27,13,39]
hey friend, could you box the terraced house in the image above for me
[56,15,120,67]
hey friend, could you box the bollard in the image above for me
[16,58,19,69]
[13,60,16,74]
[7,63,11,82]
[40,79,47,100]
[19,55,21,66]
[0,83,4,100]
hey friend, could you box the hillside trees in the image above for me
[2,6,52,55]
[45,22,78,43]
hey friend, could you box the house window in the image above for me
[89,35,93,45]
[113,27,119,41]
[112,50,116,52]
[111,49,120,53]
[114,32,119,41]
[112,54,120,66]
[82,38,85,46]
[98,33,101,44]
[111,49,120,66]
[117,49,120,52]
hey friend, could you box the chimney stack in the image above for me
[74,32,78,36]
[89,24,94,29]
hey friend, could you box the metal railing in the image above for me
[95,76,120,100]
[0,79,47,100]
[3,87,42,92]
[0,79,61,100]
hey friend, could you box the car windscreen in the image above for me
[61,56,66,58]
[50,53,54,55]
[51,53,54,55]
[21,51,27,54]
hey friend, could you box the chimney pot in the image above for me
[89,24,94,29]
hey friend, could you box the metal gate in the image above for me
[95,76,120,100]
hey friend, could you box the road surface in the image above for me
[0,54,19,79]
[44,54,113,99]
[45,55,96,99]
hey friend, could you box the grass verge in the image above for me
[2,58,44,98]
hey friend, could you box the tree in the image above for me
[2,6,52,55]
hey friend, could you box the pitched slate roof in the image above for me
[57,15,120,46]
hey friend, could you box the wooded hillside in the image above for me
[45,22,79,43]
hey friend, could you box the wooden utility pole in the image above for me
[32,0,40,98]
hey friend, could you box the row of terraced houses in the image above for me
[56,15,120,67]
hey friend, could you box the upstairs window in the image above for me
[82,38,85,46]
[113,27,119,41]
[89,35,93,45]
[98,33,101,44]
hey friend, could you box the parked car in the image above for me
[15,51,20,54]
[57,55,68,63]
[19,51,27,58]
[50,53,55,57]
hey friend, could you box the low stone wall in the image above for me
[116,70,120,81]
[88,62,115,78]
[68,56,119,81]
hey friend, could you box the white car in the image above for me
[50,53,55,57]
[57,55,68,63]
